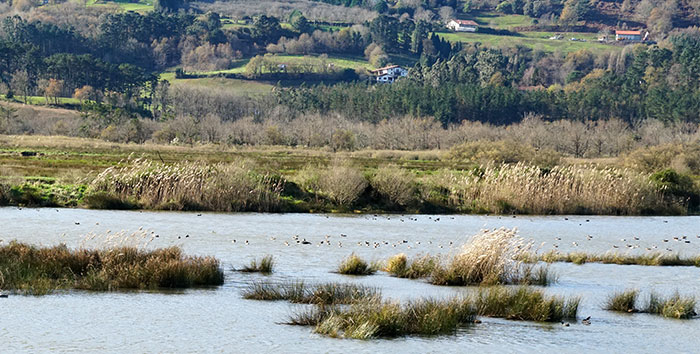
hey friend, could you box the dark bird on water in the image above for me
[582,316,591,325]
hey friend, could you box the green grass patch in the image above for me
[534,251,700,267]
[645,292,697,319]
[437,31,617,53]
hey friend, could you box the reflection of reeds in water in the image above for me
[87,158,283,212]
[0,242,224,295]
[385,228,554,286]
[289,286,579,339]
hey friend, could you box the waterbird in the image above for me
[0,294,8,298]
[582,316,591,325]
[561,321,570,327]
[197,214,202,216]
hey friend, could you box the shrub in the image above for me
[384,253,438,279]
[317,163,368,206]
[370,166,416,207]
[448,140,561,168]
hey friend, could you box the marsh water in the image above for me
[1,207,700,353]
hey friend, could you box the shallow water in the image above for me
[1,207,700,353]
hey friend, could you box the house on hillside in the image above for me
[371,65,408,83]
[615,30,645,42]
[447,19,479,32]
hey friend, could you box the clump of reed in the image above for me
[291,297,477,339]
[289,286,580,339]
[238,255,275,274]
[605,289,639,313]
[474,286,579,322]
[384,253,438,279]
[430,228,555,286]
[603,289,696,319]
[0,241,224,295]
[242,281,380,305]
[533,251,700,267]
[86,158,284,212]
[645,292,697,319]
[423,162,677,215]
[337,254,376,276]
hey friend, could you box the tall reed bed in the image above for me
[605,289,696,319]
[423,163,677,215]
[289,286,579,339]
[86,158,283,212]
[385,228,553,286]
[533,251,700,267]
[0,241,224,295]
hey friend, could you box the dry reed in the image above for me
[86,158,284,212]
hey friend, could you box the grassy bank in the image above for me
[0,242,224,295]
[289,286,579,339]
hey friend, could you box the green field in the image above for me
[85,0,153,13]
[166,76,275,95]
[472,12,534,29]
[1,95,80,106]
[438,31,616,53]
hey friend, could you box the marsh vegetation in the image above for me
[0,242,224,295]
[289,286,579,339]
[605,290,697,319]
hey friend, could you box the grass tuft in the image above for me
[384,253,438,279]
[337,253,376,276]
[605,289,639,313]
[474,286,579,322]
[242,281,379,305]
[239,255,275,274]
[646,292,697,319]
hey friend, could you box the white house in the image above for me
[447,19,478,32]
[370,65,408,83]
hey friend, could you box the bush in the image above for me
[317,163,368,206]
[370,166,416,207]
[239,255,275,274]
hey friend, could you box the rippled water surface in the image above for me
[1,208,700,353]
